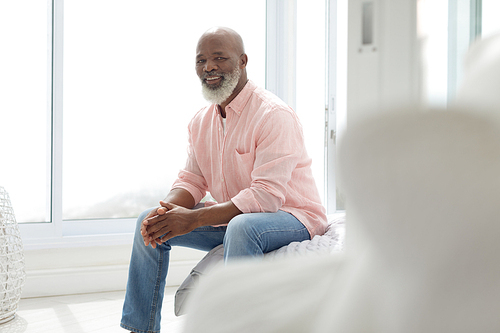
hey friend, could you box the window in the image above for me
[418,0,449,107]
[7,0,347,247]
[0,1,52,223]
[419,0,500,107]
[8,0,266,247]
[266,0,345,213]
[296,1,326,206]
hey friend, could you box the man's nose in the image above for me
[204,60,218,72]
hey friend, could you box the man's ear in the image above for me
[239,54,248,68]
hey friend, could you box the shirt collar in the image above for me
[225,80,256,116]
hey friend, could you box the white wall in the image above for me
[22,245,204,298]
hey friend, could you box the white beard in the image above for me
[201,67,241,105]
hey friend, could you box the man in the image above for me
[120,27,327,333]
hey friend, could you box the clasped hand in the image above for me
[140,201,199,248]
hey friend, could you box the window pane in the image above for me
[418,0,449,107]
[296,1,326,205]
[63,0,265,220]
[0,1,52,223]
[418,0,500,108]
[482,0,500,38]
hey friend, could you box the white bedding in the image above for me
[265,213,345,258]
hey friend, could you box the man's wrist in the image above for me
[192,207,206,228]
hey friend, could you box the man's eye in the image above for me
[216,57,226,60]
[197,59,206,64]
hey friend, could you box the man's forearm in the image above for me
[163,188,196,209]
[193,200,242,227]
[160,188,242,228]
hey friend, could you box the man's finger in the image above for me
[158,231,176,243]
[144,208,160,220]
[157,206,168,214]
[142,216,174,246]
[150,229,171,248]
[160,201,177,210]
[143,212,168,226]
[154,235,168,245]
[149,226,176,243]
[142,206,167,225]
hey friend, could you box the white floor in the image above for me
[1,287,185,333]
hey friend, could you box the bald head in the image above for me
[198,27,245,55]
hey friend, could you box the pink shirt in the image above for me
[172,80,327,237]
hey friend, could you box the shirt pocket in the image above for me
[232,149,254,188]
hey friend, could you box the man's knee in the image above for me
[224,214,258,241]
[223,214,266,259]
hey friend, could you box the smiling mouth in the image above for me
[205,76,222,83]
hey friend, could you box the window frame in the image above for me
[325,0,340,214]
[447,0,482,101]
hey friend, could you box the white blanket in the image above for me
[265,214,345,258]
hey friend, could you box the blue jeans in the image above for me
[120,208,310,333]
